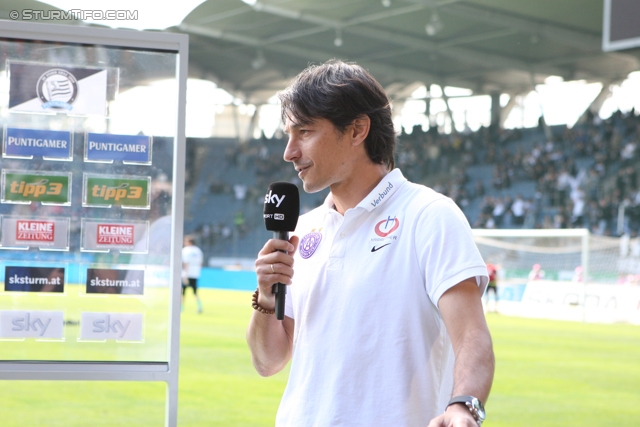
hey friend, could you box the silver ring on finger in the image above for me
[270,264,275,274]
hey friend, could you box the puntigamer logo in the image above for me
[2,171,70,204]
[84,176,149,208]
[4,127,72,159]
[86,133,151,164]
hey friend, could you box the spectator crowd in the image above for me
[184,108,640,257]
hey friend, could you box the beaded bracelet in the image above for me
[252,288,275,315]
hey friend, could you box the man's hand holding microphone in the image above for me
[255,182,300,320]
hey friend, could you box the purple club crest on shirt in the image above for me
[299,231,322,259]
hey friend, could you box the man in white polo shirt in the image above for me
[247,60,494,427]
[182,235,203,313]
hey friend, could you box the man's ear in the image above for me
[349,115,371,147]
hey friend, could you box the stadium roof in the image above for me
[2,0,640,105]
[178,0,640,104]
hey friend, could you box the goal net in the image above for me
[472,229,640,324]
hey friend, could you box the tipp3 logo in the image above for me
[84,175,150,208]
[1,171,70,204]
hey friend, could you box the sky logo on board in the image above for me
[81,312,143,341]
[0,310,64,339]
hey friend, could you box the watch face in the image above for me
[449,396,486,426]
[470,397,486,421]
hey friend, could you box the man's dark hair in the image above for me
[278,59,396,170]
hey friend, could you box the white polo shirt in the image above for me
[277,168,488,427]
[182,245,203,279]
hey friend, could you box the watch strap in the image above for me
[447,395,485,426]
[447,395,475,406]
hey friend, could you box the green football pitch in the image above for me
[1,288,640,426]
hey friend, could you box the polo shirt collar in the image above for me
[359,168,406,212]
[322,168,406,213]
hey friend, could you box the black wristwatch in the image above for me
[447,395,486,426]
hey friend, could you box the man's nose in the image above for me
[283,137,299,162]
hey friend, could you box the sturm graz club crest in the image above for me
[36,69,78,110]
[299,229,322,259]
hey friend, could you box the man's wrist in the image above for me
[445,402,472,414]
[446,395,486,426]
[253,287,276,313]
[258,288,276,308]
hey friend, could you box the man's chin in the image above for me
[302,181,326,194]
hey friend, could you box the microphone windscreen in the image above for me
[263,182,300,232]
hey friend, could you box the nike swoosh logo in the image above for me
[371,243,391,252]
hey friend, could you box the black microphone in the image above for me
[263,182,300,320]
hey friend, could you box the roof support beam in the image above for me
[236,1,573,79]
[346,26,572,79]
[431,1,601,51]
[442,2,640,66]
[241,2,430,45]
[180,23,447,89]
[189,7,249,25]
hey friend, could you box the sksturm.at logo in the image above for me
[299,229,322,259]
[375,216,400,237]
[36,69,78,110]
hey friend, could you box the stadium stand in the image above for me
[183,109,640,260]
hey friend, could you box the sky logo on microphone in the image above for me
[264,190,285,207]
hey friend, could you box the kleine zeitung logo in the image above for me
[97,224,134,245]
[16,220,55,242]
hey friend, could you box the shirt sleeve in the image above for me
[414,197,489,306]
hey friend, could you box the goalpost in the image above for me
[472,229,640,324]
